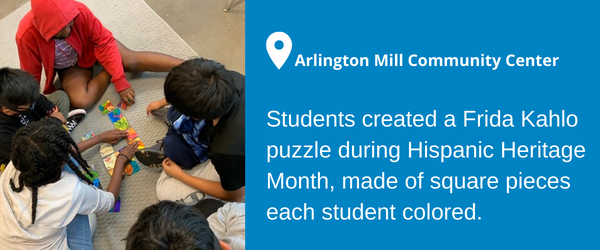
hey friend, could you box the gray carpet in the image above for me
[0,1,199,249]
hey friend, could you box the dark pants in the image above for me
[163,107,202,169]
[193,198,225,218]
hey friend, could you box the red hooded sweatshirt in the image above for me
[16,0,130,95]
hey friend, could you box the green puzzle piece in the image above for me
[99,100,115,115]
[84,170,99,182]
[114,117,130,130]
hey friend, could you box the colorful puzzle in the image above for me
[98,100,146,177]
[97,99,144,213]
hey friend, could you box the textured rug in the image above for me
[0,1,199,249]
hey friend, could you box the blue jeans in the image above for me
[64,165,93,249]
[66,214,93,250]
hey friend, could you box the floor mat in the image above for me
[0,1,198,249]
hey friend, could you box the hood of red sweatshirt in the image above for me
[31,0,80,42]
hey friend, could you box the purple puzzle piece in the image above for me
[110,196,121,212]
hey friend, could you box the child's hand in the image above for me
[146,99,167,116]
[162,158,184,179]
[98,129,128,144]
[115,141,139,172]
[119,141,139,161]
[119,88,136,106]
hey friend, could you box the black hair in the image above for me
[10,119,94,224]
[164,58,239,120]
[0,67,40,108]
[125,200,219,250]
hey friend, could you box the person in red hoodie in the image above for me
[16,0,184,109]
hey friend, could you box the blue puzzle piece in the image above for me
[130,160,140,174]
[108,109,123,123]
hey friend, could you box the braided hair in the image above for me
[10,119,94,224]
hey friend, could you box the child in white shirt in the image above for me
[0,119,138,249]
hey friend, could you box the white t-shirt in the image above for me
[0,162,114,250]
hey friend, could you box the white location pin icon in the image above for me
[266,32,292,69]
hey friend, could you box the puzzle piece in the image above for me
[84,170,99,182]
[103,154,117,176]
[83,169,101,188]
[81,131,95,142]
[98,100,115,115]
[117,99,129,110]
[127,137,146,149]
[113,117,129,130]
[109,196,121,213]
[98,102,107,112]
[100,143,115,158]
[130,159,140,174]
[125,127,138,140]
[108,109,123,123]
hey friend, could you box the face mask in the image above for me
[1,100,36,117]
[16,105,35,117]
